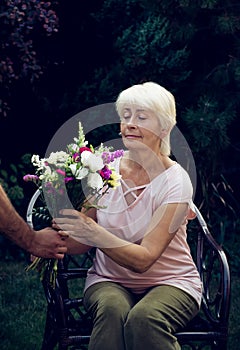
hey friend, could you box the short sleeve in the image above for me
[158,164,194,210]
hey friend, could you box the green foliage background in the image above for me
[0,1,239,348]
[1,0,239,262]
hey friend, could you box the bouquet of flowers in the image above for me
[23,121,124,287]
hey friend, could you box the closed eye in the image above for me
[137,115,147,120]
[121,116,131,121]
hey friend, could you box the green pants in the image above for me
[84,282,199,350]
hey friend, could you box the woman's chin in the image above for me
[123,139,149,152]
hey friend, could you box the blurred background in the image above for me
[0,1,239,349]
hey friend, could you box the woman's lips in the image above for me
[124,135,142,138]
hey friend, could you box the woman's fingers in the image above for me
[59,208,80,217]
[53,210,83,226]
[53,222,75,231]
[53,217,71,225]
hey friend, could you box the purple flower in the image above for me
[102,150,124,164]
[101,152,111,164]
[99,166,112,180]
[23,174,39,182]
[64,176,74,183]
[73,153,81,162]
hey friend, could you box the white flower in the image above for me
[69,164,89,179]
[46,151,69,166]
[87,172,103,190]
[69,143,78,152]
[31,154,42,168]
[81,151,104,172]
[40,166,59,182]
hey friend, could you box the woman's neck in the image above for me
[123,150,171,177]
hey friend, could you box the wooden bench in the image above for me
[27,189,231,350]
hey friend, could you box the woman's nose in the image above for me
[126,115,137,126]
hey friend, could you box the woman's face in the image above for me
[120,105,162,153]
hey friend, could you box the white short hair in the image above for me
[115,81,176,156]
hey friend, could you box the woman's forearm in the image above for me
[65,235,92,255]
[53,208,165,272]
[53,208,155,271]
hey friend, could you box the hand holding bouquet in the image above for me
[24,122,124,287]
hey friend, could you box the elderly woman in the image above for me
[54,82,202,350]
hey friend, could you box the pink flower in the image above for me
[23,174,39,182]
[64,176,74,183]
[79,147,92,153]
[58,188,64,195]
[56,169,66,176]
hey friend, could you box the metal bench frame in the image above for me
[27,189,231,350]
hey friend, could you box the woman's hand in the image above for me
[53,209,101,247]
[53,209,128,249]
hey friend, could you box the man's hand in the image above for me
[29,228,67,259]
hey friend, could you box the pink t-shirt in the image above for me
[84,160,202,307]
